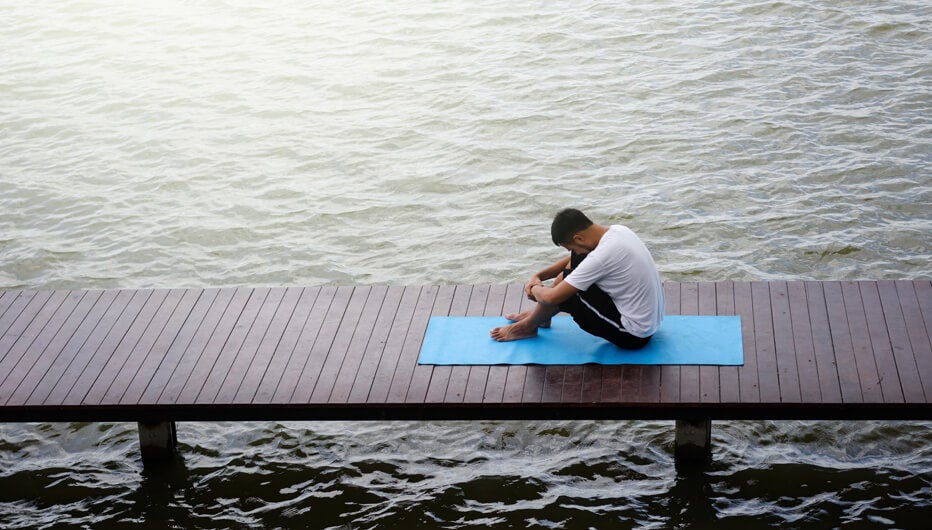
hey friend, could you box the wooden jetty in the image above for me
[0,281,929,467]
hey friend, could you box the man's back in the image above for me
[562,225,664,337]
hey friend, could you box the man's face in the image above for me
[561,242,588,254]
[561,233,593,255]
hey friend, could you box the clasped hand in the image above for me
[525,276,543,301]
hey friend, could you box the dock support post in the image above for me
[138,421,177,464]
[674,419,711,467]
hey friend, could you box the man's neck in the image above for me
[579,224,609,250]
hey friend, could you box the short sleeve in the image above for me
[563,252,604,292]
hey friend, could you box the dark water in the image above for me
[1,420,931,528]
[1,0,931,527]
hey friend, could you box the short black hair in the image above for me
[551,208,593,246]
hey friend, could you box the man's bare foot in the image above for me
[490,322,539,342]
[504,310,550,328]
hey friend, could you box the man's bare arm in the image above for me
[525,255,571,297]
[529,279,578,305]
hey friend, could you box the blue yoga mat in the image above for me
[418,315,743,365]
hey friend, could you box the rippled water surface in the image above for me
[1,0,930,528]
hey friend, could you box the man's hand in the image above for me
[529,280,579,306]
[525,276,543,300]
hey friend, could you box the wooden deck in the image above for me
[0,281,930,423]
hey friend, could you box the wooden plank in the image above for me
[858,282,904,403]
[0,291,38,343]
[752,281,781,403]
[841,281,883,402]
[7,290,109,406]
[110,289,202,404]
[251,287,322,404]
[60,289,153,406]
[82,289,172,405]
[233,287,307,404]
[805,282,842,403]
[127,288,223,404]
[286,286,354,403]
[468,284,505,403]
[150,288,239,404]
[915,280,932,397]
[214,287,291,404]
[445,285,488,403]
[557,276,587,401]
[540,364,564,403]
[0,291,17,320]
[309,286,380,403]
[735,281,760,403]
[787,281,822,402]
[0,290,31,337]
[539,280,567,403]
[384,285,439,403]
[625,366,650,404]
[0,280,927,419]
[716,281,741,403]
[770,281,801,403]
[268,286,338,403]
[660,282,681,403]
[485,283,524,403]
[403,285,455,404]
[637,366,662,403]
[168,288,254,404]
[518,293,547,403]
[915,281,932,329]
[698,281,719,403]
[424,285,471,403]
[0,290,89,404]
[561,364,584,403]
[600,364,622,402]
[111,289,205,404]
[367,285,422,403]
[580,364,602,403]
[293,285,371,404]
[501,284,532,402]
[876,280,924,402]
[19,289,122,406]
[619,364,639,402]
[679,282,701,403]
[895,281,932,400]
[188,288,272,404]
[823,281,863,403]
[0,290,63,370]
[335,284,404,403]
[106,289,201,405]
[93,289,184,404]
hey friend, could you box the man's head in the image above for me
[551,208,594,247]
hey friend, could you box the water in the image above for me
[1,0,930,527]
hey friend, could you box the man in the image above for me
[490,208,664,349]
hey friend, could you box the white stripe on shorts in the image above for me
[577,295,625,332]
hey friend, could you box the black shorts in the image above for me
[558,253,651,350]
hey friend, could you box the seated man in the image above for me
[490,208,664,349]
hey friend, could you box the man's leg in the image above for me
[562,288,652,350]
[490,301,561,341]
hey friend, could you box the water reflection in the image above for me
[135,454,191,527]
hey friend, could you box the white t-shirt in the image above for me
[563,225,664,337]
